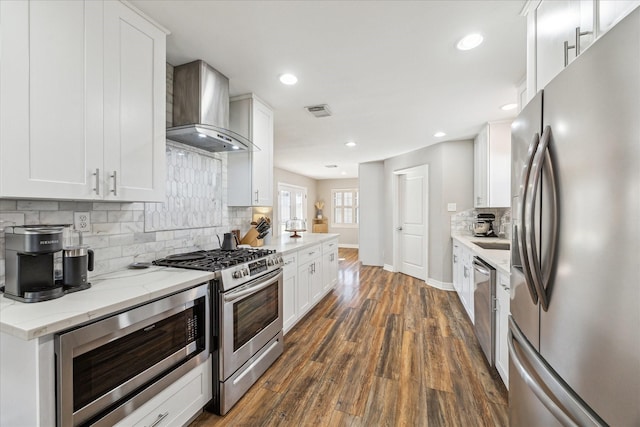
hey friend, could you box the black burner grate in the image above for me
[153,248,275,272]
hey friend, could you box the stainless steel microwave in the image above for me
[55,283,210,426]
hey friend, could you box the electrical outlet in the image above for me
[74,212,91,232]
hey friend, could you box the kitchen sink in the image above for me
[473,241,510,251]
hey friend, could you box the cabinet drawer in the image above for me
[283,254,297,277]
[322,239,338,254]
[297,245,321,264]
[115,359,211,427]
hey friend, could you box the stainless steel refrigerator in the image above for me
[509,8,639,427]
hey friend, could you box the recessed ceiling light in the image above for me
[279,73,298,85]
[345,141,356,147]
[434,131,446,138]
[456,33,483,51]
[501,103,518,111]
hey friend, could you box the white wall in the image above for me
[316,178,359,246]
[382,140,474,285]
[359,161,384,265]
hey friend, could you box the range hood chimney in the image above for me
[167,60,256,152]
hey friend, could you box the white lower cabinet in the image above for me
[299,244,322,307]
[282,253,298,334]
[114,358,212,427]
[495,271,510,387]
[451,240,474,323]
[282,238,339,334]
[322,239,339,293]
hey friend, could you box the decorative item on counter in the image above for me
[285,218,307,238]
[314,201,324,219]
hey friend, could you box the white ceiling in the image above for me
[131,0,527,180]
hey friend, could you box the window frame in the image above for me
[331,188,359,229]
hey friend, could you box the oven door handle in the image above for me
[224,270,282,303]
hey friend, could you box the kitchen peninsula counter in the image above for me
[262,232,340,255]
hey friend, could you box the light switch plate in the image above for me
[447,203,457,212]
[74,212,91,232]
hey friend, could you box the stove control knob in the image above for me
[233,269,247,279]
[277,255,283,265]
[267,257,275,266]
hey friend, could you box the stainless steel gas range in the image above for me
[154,248,284,415]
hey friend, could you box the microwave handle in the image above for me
[224,270,281,303]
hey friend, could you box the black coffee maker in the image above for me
[4,225,66,302]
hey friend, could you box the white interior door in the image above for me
[397,166,428,280]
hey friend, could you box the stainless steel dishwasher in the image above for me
[473,256,496,367]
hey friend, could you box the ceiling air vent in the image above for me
[305,104,332,118]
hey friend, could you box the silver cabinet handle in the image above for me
[508,317,606,426]
[93,168,100,195]
[255,190,259,204]
[453,255,458,263]
[147,412,169,427]
[564,26,592,66]
[110,171,118,196]
[463,266,468,278]
[524,125,557,312]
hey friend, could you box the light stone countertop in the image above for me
[261,232,340,255]
[0,267,215,341]
[452,233,511,275]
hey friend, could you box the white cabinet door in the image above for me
[0,0,166,202]
[103,1,166,202]
[495,271,511,387]
[297,261,312,316]
[452,242,462,294]
[322,248,338,293]
[282,254,298,334]
[536,0,594,91]
[0,0,103,200]
[461,248,474,323]
[598,0,640,34]
[228,94,274,207]
[474,121,511,208]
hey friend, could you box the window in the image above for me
[278,183,307,235]
[331,189,359,228]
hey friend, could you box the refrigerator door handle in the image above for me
[517,132,540,304]
[508,316,607,427]
[524,126,558,312]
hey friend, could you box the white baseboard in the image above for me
[338,243,359,249]
[383,264,395,272]
[426,278,455,291]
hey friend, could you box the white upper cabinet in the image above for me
[535,0,594,91]
[0,0,167,202]
[103,1,167,202]
[474,121,512,208]
[525,0,639,102]
[228,94,274,207]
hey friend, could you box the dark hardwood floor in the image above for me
[191,248,508,426]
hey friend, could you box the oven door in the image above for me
[220,268,283,380]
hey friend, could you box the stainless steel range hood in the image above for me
[167,60,256,152]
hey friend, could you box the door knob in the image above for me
[396,226,403,231]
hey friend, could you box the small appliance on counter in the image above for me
[473,213,497,237]
[3,225,94,302]
[4,225,66,302]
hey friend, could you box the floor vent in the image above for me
[305,104,332,118]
